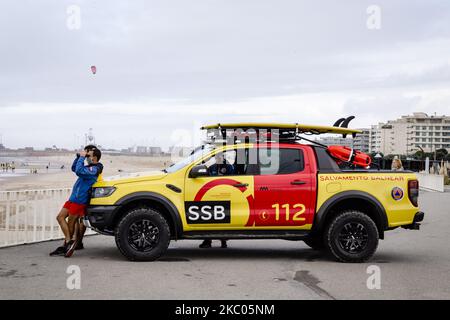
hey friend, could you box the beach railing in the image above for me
[0,189,96,248]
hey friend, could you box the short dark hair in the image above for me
[84,144,97,151]
[92,148,102,161]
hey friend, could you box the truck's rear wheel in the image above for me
[115,207,170,261]
[324,210,378,263]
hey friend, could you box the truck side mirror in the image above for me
[189,164,209,178]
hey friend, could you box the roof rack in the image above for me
[201,117,361,146]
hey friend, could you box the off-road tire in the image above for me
[324,210,379,263]
[115,207,170,261]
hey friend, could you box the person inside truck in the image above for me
[207,152,235,176]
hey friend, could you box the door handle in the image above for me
[233,183,249,187]
[291,180,306,185]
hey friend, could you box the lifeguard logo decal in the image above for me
[194,178,250,201]
[187,179,254,224]
[391,187,404,201]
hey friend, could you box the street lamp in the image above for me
[374,153,383,170]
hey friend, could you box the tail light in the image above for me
[408,180,419,207]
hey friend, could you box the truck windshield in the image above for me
[164,145,214,173]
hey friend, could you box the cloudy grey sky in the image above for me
[1,0,450,149]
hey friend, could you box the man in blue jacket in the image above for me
[50,145,103,257]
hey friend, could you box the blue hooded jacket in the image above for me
[68,156,103,204]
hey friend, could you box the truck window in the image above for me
[165,144,214,173]
[259,148,304,175]
[201,149,259,176]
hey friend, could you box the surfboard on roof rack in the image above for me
[199,117,372,168]
[202,123,360,135]
[202,117,361,138]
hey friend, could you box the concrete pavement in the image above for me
[0,190,449,300]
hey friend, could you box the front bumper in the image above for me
[402,211,425,230]
[84,205,119,232]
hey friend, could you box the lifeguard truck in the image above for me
[84,119,424,262]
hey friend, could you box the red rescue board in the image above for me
[327,145,372,168]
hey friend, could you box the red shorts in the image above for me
[63,201,87,217]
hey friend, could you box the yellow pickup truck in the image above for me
[84,123,424,263]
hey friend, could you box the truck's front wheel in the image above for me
[324,210,379,263]
[115,207,170,261]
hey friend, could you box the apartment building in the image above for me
[369,113,450,155]
[315,128,370,152]
[314,136,352,148]
[353,128,370,152]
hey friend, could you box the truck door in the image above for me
[246,146,316,229]
[184,148,255,230]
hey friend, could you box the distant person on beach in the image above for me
[50,145,103,257]
[391,156,404,171]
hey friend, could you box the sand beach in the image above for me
[0,153,171,191]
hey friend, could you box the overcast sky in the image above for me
[1,0,450,150]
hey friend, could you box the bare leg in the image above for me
[56,208,70,242]
[64,215,81,258]
[74,222,79,239]
[67,215,78,241]
[78,218,86,243]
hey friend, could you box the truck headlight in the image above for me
[92,187,116,198]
